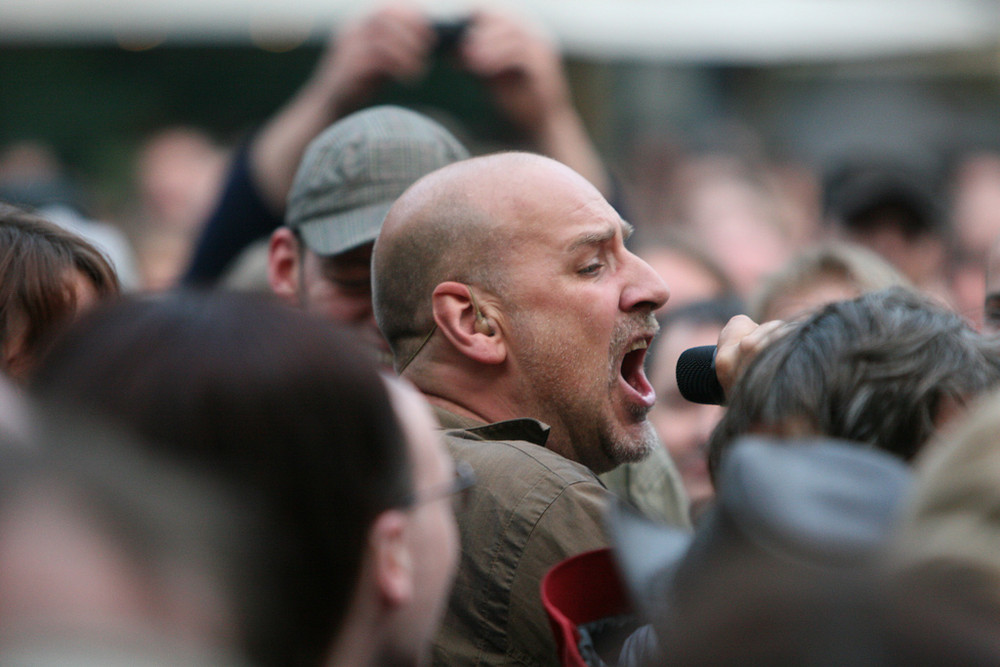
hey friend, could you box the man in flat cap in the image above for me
[268,105,468,362]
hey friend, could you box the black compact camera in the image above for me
[433,18,470,56]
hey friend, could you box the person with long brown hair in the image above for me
[0,203,119,380]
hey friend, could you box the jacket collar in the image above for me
[432,406,550,447]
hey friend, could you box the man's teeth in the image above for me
[625,339,648,354]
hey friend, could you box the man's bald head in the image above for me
[375,150,670,471]
[372,152,551,367]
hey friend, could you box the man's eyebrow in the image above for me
[621,220,634,240]
[567,220,632,252]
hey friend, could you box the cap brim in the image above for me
[297,199,394,256]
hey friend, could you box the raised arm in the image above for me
[250,4,436,210]
[459,9,612,198]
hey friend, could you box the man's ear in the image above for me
[369,510,413,609]
[432,282,506,365]
[268,227,301,305]
[2,338,28,382]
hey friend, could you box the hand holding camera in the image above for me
[454,10,572,134]
[314,4,609,197]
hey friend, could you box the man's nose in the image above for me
[620,253,670,313]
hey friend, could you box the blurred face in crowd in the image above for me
[648,319,725,518]
[839,223,948,297]
[758,277,859,323]
[640,246,728,313]
[297,242,388,356]
[683,175,792,296]
[269,230,390,364]
[381,378,460,664]
[0,448,241,656]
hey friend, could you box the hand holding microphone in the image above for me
[675,317,789,405]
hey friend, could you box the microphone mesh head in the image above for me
[676,345,726,405]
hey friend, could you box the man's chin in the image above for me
[600,422,657,471]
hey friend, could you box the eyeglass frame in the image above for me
[398,459,476,512]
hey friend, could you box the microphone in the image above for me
[676,345,725,405]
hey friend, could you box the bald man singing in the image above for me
[373,152,770,664]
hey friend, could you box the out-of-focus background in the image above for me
[3,0,1000,302]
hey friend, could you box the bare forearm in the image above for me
[248,5,434,213]
[248,74,343,212]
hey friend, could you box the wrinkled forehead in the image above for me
[502,183,632,253]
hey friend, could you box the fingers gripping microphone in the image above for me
[676,345,725,405]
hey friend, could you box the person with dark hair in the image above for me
[0,141,140,289]
[30,292,461,667]
[266,105,470,363]
[0,203,119,381]
[708,286,1000,476]
[822,158,952,301]
[371,151,773,665]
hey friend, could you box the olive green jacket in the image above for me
[431,408,611,666]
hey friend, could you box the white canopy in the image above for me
[2,0,998,63]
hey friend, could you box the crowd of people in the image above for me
[4,3,1000,666]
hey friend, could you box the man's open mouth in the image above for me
[620,336,656,407]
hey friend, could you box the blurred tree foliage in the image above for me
[0,45,316,210]
[0,44,516,214]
